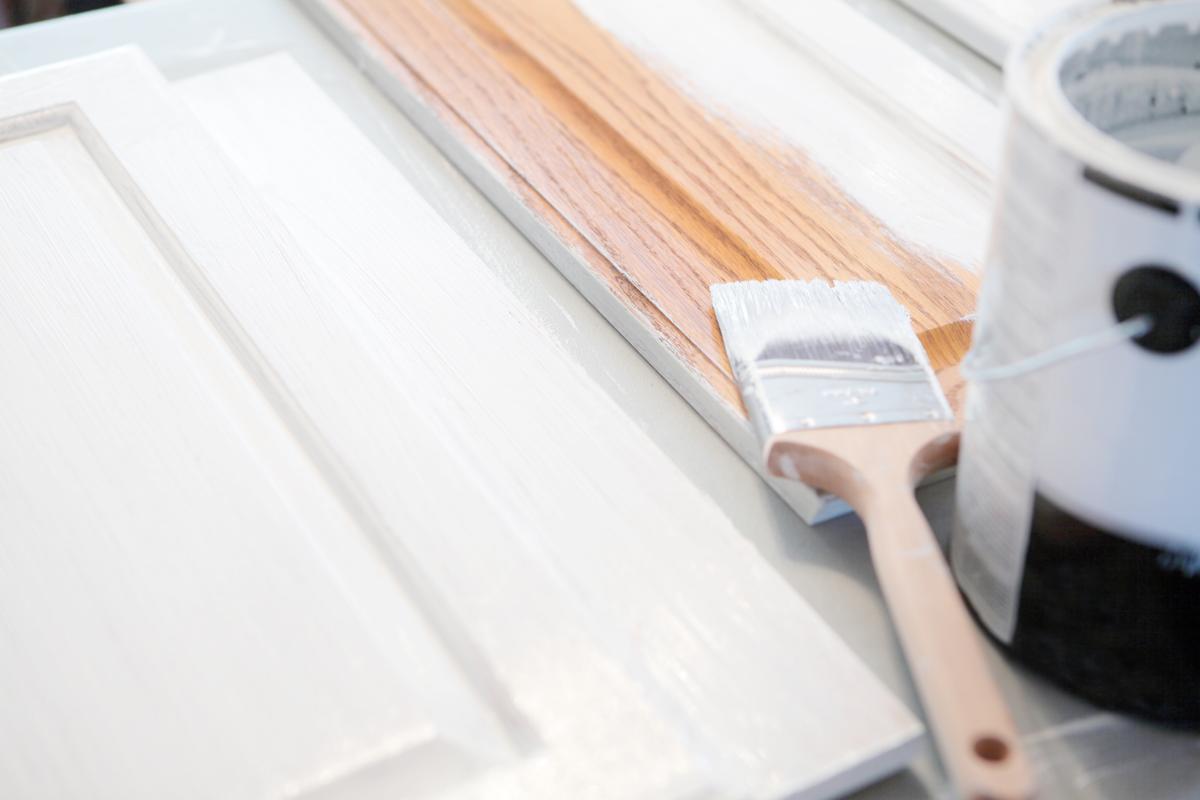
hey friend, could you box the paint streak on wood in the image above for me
[311,0,741,408]
[320,0,981,409]
[919,317,975,418]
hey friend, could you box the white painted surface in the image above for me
[0,74,508,800]
[841,0,1003,101]
[0,48,921,799]
[176,54,923,799]
[744,0,1001,179]
[572,0,995,269]
[895,0,1107,64]
[3,3,1198,798]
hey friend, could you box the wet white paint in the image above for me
[572,0,997,268]
[895,0,1105,64]
[0,48,921,799]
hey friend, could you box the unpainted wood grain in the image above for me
[324,0,980,403]
[309,0,743,409]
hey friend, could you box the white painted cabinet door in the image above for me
[0,49,919,800]
[0,54,516,800]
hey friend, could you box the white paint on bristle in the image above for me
[745,0,1000,177]
[712,279,936,374]
[712,280,951,438]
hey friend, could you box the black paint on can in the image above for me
[1003,493,1200,727]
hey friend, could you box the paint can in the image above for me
[953,0,1200,725]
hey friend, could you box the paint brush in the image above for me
[712,279,1033,800]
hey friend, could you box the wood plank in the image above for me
[303,0,985,520]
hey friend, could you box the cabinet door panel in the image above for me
[0,57,510,800]
[176,54,922,800]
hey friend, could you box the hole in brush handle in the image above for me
[973,734,1011,763]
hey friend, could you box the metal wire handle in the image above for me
[961,314,1153,383]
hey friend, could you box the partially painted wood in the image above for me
[0,49,921,799]
[575,0,998,268]
[301,0,984,521]
[742,0,1001,181]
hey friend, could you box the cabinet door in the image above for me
[0,53,517,800]
[0,49,918,800]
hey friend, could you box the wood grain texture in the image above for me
[571,0,998,268]
[303,0,984,520]
[327,0,978,361]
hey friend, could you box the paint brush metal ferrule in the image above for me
[737,358,949,443]
[713,279,951,444]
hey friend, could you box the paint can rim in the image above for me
[1006,0,1200,206]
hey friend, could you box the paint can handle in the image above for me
[961,314,1151,383]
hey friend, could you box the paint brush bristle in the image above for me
[711,280,950,444]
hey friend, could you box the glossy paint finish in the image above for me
[3,3,1198,798]
[0,48,920,799]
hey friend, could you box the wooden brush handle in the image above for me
[861,482,1032,800]
[767,423,1034,800]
